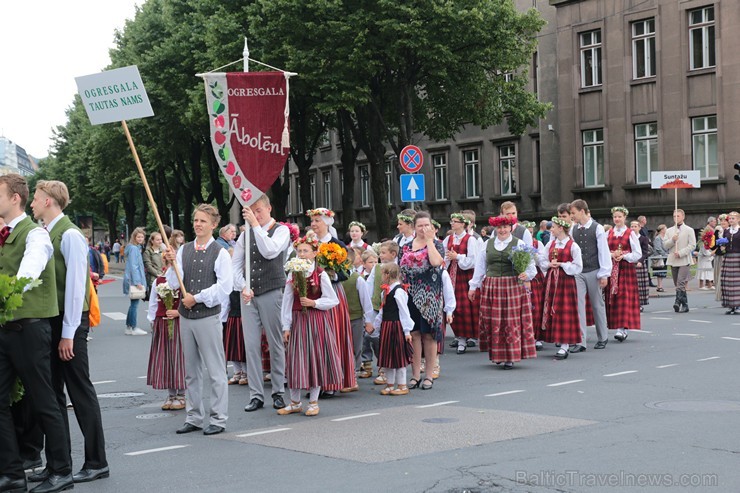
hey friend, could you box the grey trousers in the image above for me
[242,289,285,402]
[180,314,228,428]
[575,270,609,344]
[351,318,365,371]
[671,265,691,292]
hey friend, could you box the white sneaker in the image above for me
[130,327,148,336]
[124,327,133,336]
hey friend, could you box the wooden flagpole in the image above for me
[121,119,187,295]
[243,37,252,303]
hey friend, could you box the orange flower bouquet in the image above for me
[317,243,351,277]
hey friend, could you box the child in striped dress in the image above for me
[279,235,343,417]
[373,263,414,395]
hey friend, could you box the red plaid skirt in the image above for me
[222,316,246,363]
[479,276,537,363]
[378,321,414,369]
[605,261,641,330]
[450,266,479,339]
[330,284,358,389]
[540,269,581,344]
[529,269,546,333]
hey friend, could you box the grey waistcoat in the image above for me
[249,223,286,296]
[573,221,600,273]
[179,241,221,320]
[512,224,526,241]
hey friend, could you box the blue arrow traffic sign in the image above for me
[400,173,425,202]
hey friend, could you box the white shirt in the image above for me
[355,276,375,324]
[469,236,537,289]
[572,218,613,279]
[233,221,290,291]
[442,270,456,315]
[318,232,334,244]
[443,232,479,271]
[372,281,414,334]
[609,226,642,263]
[281,266,338,330]
[46,213,88,339]
[6,213,54,288]
[538,237,583,276]
[349,240,371,251]
[166,237,233,307]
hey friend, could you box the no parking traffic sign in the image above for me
[400,145,423,173]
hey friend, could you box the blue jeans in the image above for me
[126,299,139,328]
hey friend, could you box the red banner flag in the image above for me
[202,72,291,206]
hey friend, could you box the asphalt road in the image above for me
[59,275,737,492]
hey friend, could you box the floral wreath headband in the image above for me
[551,217,571,230]
[397,214,414,224]
[293,233,320,250]
[347,221,367,233]
[718,213,728,221]
[488,215,517,227]
[306,208,335,218]
[431,219,441,229]
[522,221,536,229]
[611,206,629,217]
[450,213,470,226]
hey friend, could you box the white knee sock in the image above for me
[560,343,569,351]
[397,367,407,385]
[309,387,321,402]
[231,361,245,373]
[289,388,302,404]
[384,369,396,385]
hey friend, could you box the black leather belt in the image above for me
[0,318,42,331]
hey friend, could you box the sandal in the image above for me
[305,401,320,416]
[380,385,394,396]
[227,372,241,385]
[277,401,303,415]
[408,378,421,389]
[390,385,409,396]
[161,396,173,410]
[238,374,249,385]
[421,378,434,390]
[170,395,186,410]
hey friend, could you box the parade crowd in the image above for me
[2,170,739,493]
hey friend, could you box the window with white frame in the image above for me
[359,165,370,207]
[309,173,316,206]
[463,149,480,198]
[635,123,658,184]
[692,116,718,179]
[632,19,656,79]
[580,30,602,88]
[385,159,393,205]
[322,171,332,209]
[499,145,517,196]
[319,129,331,148]
[689,6,715,70]
[432,153,448,200]
[582,129,605,187]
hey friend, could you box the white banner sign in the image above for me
[650,170,701,189]
[75,65,154,125]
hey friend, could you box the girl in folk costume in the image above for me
[697,218,716,290]
[443,213,481,354]
[279,235,343,417]
[224,290,248,385]
[373,263,414,396]
[720,212,740,314]
[347,221,372,252]
[469,215,537,369]
[631,220,651,310]
[605,207,642,342]
[394,210,417,252]
[537,217,583,359]
[308,208,357,394]
[713,214,729,302]
[528,222,547,352]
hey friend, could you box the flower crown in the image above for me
[450,213,470,225]
[718,213,728,221]
[551,216,571,230]
[488,215,517,227]
[347,221,367,233]
[397,213,414,224]
[306,208,335,218]
[611,206,629,217]
[293,233,320,250]
[431,219,441,229]
[280,221,301,243]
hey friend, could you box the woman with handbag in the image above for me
[124,227,148,335]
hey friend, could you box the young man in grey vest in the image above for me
[501,201,533,247]
[233,194,290,412]
[165,204,233,436]
[569,200,612,351]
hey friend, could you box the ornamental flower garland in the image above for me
[284,257,313,312]
[317,243,351,277]
[155,282,179,339]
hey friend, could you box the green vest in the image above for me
[371,264,384,311]
[48,215,90,313]
[342,272,363,320]
[0,216,59,320]
[486,239,516,278]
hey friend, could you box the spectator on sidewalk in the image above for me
[112,239,121,263]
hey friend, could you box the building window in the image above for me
[385,159,393,205]
[580,30,602,88]
[359,165,370,207]
[635,123,658,184]
[632,19,656,79]
[692,116,718,179]
[582,129,605,187]
[532,51,539,97]
[463,149,480,198]
[432,153,448,200]
[499,145,517,196]
[689,6,715,70]
[322,171,332,209]
[309,173,316,206]
[319,130,331,148]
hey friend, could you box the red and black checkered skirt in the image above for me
[721,253,740,308]
[529,269,546,334]
[330,283,358,389]
[147,317,186,390]
[378,321,414,369]
[479,276,537,363]
[540,269,581,344]
[449,266,479,339]
[636,263,650,306]
[222,316,246,363]
[285,308,343,390]
[605,260,641,330]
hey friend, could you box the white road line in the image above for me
[416,401,459,408]
[547,379,584,387]
[92,380,116,385]
[656,364,678,368]
[652,310,672,314]
[732,323,740,326]
[137,376,147,379]
[689,320,712,324]
[331,413,381,422]
[674,333,700,337]
[697,356,720,361]
[651,317,673,320]
[485,390,526,397]
[640,330,653,334]
[125,445,189,456]
[722,337,740,341]
[603,370,638,377]
[103,312,127,321]
[236,428,292,438]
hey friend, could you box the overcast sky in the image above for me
[0,0,141,158]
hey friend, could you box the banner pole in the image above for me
[674,188,678,254]
[243,37,252,301]
[121,119,188,295]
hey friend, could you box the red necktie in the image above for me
[0,226,10,246]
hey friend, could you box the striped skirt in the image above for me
[147,317,186,390]
[330,284,357,389]
[720,253,740,308]
[714,256,724,302]
[285,308,343,390]
[636,263,650,306]
[378,321,413,369]
[222,315,246,363]
[479,276,537,363]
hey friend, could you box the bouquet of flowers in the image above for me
[509,244,538,277]
[702,229,715,250]
[716,237,729,252]
[317,242,351,277]
[155,282,179,339]
[0,274,43,404]
[284,257,313,311]
[371,242,382,256]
